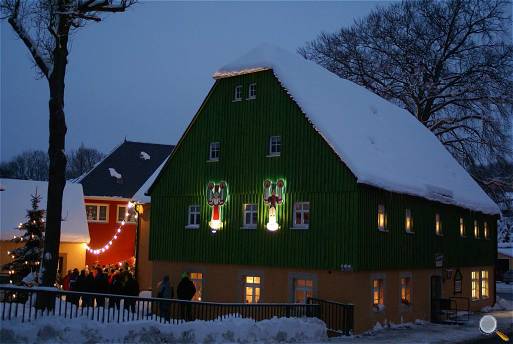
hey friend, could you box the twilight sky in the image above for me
[1,1,383,161]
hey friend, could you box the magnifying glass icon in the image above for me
[479,315,509,342]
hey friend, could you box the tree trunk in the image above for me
[40,15,70,297]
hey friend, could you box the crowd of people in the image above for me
[60,264,139,312]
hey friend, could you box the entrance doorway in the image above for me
[430,275,442,321]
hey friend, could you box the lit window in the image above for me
[459,218,466,237]
[484,222,489,239]
[372,279,384,306]
[243,204,257,228]
[293,202,310,228]
[117,205,137,223]
[401,277,411,305]
[481,270,489,298]
[234,85,242,101]
[209,142,220,161]
[190,272,203,301]
[471,271,479,300]
[294,279,313,303]
[187,205,200,228]
[85,204,108,223]
[269,136,281,156]
[248,83,256,99]
[435,213,442,236]
[405,209,413,233]
[377,204,387,231]
[474,220,479,238]
[244,276,261,303]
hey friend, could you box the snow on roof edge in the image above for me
[213,44,499,215]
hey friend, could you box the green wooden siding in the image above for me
[150,70,497,271]
[150,70,358,270]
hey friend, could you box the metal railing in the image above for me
[307,297,354,336]
[0,285,320,324]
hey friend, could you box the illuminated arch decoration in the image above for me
[207,181,227,233]
[263,179,285,231]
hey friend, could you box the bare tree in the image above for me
[1,0,135,291]
[66,144,104,179]
[299,0,513,170]
[0,150,49,180]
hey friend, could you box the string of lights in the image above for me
[85,201,137,255]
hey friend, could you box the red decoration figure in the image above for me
[207,181,226,232]
[263,179,284,231]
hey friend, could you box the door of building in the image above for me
[430,275,442,321]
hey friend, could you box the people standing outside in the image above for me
[123,272,140,313]
[94,267,108,307]
[157,275,173,321]
[177,273,196,321]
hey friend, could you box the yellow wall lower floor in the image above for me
[151,261,495,333]
[0,241,87,277]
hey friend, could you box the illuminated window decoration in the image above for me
[484,222,489,239]
[263,179,285,232]
[481,270,489,298]
[474,220,479,238]
[405,208,413,233]
[85,201,137,255]
[459,218,466,237]
[207,181,227,233]
[377,204,387,231]
[401,277,411,305]
[435,213,442,236]
[471,271,479,300]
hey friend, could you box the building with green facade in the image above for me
[146,45,499,332]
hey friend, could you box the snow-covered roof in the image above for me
[498,247,513,258]
[0,178,90,243]
[214,44,499,215]
[132,157,169,204]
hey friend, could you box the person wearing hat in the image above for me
[177,272,196,321]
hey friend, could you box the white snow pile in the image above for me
[214,44,499,215]
[140,151,151,160]
[108,167,122,179]
[481,296,513,312]
[0,315,326,343]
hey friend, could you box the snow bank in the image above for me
[0,315,326,343]
[214,44,499,215]
[481,297,513,312]
[0,178,89,243]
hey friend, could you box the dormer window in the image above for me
[248,83,256,99]
[209,142,220,161]
[234,85,242,101]
[269,136,281,156]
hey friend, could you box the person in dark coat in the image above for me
[177,273,196,301]
[157,275,173,320]
[123,272,139,313]
[78,269,93,307]
[108,271,123,309]
[68,269,79,306]
[177,273,196,321]
[94,267,109,307]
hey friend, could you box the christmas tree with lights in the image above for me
[3,192,45,283]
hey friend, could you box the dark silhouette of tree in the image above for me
[299,0,512,171]
[1,0,135,293]
[66,144,104,179]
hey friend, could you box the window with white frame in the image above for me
[293,202,310,228]
[471,271,480,300]
[117,205,137,223]
[484,222,489,239]
[187,205,200,228]
[244,276,261,303]
[269,136,281,156]
[248,83,256,99]
[474,220,479,238]
[435,213,442,236]
[85,204,108,223]
[234,85,242,101]
[481,270,489,298]
[294,279,313,303]
[405,208,413,233]
[372,279,384,307]
[190,272,203,301]
[400,277,411,305]
[377,204,387,231]
[243,204,257,228]
[209,142,220,161]
[459,217,466,237]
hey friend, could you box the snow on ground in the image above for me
[496,282,512,294]
[0,314,326,343]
